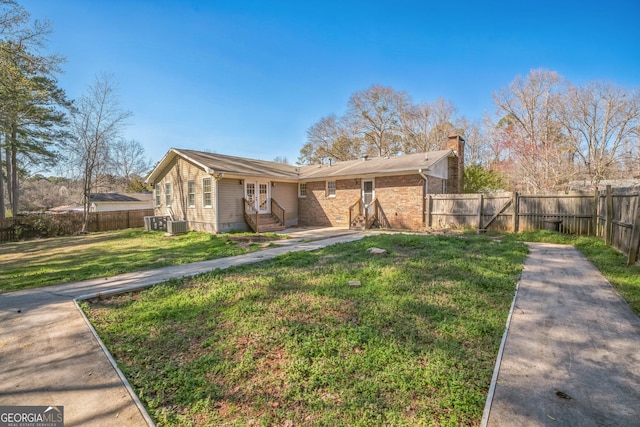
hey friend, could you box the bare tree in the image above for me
[272,155,289,164]
[346,84,410,157]
[298,114,359,164]
[110,138,152,190]
[459,117,492,166]
[555,81,640,186]
[493,69,572,192]
[401,98,458,153]
[67,74,131,232]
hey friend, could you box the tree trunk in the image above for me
[5,141,12,216]
[10,128,18,216]
[0,134,4,219]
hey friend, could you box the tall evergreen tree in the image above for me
[0,1,68,217]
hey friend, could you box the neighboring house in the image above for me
[146,135,465,233]
[49,193,154,213]
[568,179,640,192]
[87,193,154,212]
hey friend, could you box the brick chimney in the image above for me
[445,134,465,193]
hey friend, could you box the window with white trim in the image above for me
[298,183,307,198]
[155,183,161,206]
[203,177,212,208]
[326,181,336,197]
[187,180,196,208]
[165,182,172,205]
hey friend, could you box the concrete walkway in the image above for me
[0,229,364,427]
[485,243,640,426]
[3,235,639,426]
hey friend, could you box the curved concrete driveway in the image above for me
[485,243,640,426]
[0,230,364,427]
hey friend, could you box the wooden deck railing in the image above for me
[243,198,259,233]
[365,198,379,229]
[271,199,286,227]
[348,197,362,229]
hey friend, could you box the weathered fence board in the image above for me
[0,209,155,242]
[425,188,639,263]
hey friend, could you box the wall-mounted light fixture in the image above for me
[271,182,276,187]
[239,179,244,185]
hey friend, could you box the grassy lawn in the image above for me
[0,228,283,293]
[503,230,640,316]
[83,234,528,426]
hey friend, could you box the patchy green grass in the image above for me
[503,230,640,316]
[84,234,528,426]
[0,229,284,293]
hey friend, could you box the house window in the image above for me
[203,177,212,208]
[165,182,172,205]
[155,183,161,206]
[326,181,336,197]
[298,183,307,198]
[187,180,196,208]
[442,180,447,194]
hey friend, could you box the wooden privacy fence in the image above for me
[0,209,155,242]
[426,187,640,265]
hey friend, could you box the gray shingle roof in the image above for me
[298,150,452,180]
[89,193,147,202]
[147,148,454,183]
[174,149,300,179]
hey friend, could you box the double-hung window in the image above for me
[326,181,336,197]
[165,182,172,205]
[187,180,196,208]
[155,183,161,206]
[203,177,212,208]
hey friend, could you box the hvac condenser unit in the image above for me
[167,220,188,234]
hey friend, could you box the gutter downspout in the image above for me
[419,169,429,226]
[213,172,224,233]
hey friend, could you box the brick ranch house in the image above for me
[146,134,465,233]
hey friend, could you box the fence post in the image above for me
[512,192,519,233]
[477,194,484,231]
[628,195,640,265]
[427,195,432,228]
[592,189,599,236]
[605,185,613,246]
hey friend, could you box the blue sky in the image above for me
[20,0,640,166]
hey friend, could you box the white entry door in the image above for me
[362,179,375,215]
[246,181,270,214]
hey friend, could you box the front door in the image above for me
[362,179,375,215]
[246,181,270,214]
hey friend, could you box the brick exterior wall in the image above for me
[445,135,465,193]
[299,174,427,230]
[375,175,424,229]
[298,179,360,226]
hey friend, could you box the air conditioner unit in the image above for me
[167,220,188,234]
